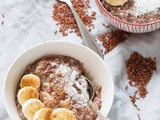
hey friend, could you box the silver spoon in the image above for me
[57,0,108,119]
[85,77,110,120]
[58,0,103,58]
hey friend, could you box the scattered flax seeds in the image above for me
[1,13,4,26]
[126,52,157,110]
[137,114,141,120]
[102,23,109,29]
[52,0,96,37]
[1,21,4,25]
[2,13,4,18]
[54,30,57,35]
[98,30,131,54]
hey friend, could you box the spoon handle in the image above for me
[89,100,110,120]
[66,1,103,58]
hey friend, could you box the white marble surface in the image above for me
[0,0,160,120]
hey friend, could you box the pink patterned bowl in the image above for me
[95,0,160,33]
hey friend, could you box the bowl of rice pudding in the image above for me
[95,0,160,33]
[4,41,114,120]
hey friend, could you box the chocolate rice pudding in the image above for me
[101,0,160,23]
[16,56,102,120]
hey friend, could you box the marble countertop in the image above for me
[0,0,160,120]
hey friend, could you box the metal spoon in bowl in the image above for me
[56,0,107,119]
[85,77,109,120]
[57,0,103,59]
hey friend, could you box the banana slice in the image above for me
[20,74,40,89]
[17,87,39,106]
[106,0,128,6]
[34,108,53,120]
[22,98,45,120]
[52,108,76,120]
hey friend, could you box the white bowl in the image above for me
[4,41,114,120]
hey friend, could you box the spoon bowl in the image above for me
[85,77,110,120]
[57,0,103,58]
[85,77,95,100]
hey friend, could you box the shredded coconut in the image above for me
[55,63,89,106]
[133,0,160,16]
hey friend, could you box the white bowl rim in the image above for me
[3,40,114,119]
[96,0,160,26]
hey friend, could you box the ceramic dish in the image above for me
[95,0,160,33]
[4,41,114,120]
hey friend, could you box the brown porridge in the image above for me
[101,0,160,23]
[16,56,102,120]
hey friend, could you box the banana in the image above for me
[33,108,53,120]
[20,74,40,89]
[17,87,39,106]
[22,98,45,120]
[106,0,128,6]
[52,108,76,120]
